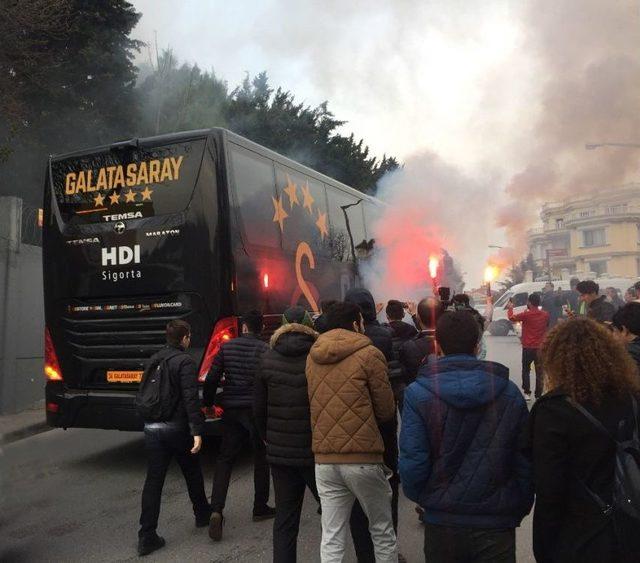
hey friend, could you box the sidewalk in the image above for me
[0,402,50,445]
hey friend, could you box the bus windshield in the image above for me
[50,139,206,225]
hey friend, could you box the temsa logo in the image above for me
[103,211,143,222]
[102,245,141,266]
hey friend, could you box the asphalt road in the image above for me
[0,335,536,563]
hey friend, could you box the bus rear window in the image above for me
[50,139,206,224]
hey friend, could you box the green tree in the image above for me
[225,72,398,193]
[0,0,142,204]
[139,64,399,193]
[503,253,543,288]
[137,50,229,135]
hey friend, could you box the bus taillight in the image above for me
[198,317,238,382]
[44,327,63,381]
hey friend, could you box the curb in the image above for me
[1,421,52,446]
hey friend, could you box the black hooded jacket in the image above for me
[253,323,317,466]
[344,288,394,362]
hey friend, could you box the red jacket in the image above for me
[508,307,549,349]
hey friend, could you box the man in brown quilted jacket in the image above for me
[306,301,398,563]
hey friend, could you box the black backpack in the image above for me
[567,395,640,543]
[136,350,182,422]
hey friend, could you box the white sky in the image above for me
[130,0,543,285]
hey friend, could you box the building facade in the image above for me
[528,184,640,279]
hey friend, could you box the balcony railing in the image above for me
[566,204,640,225]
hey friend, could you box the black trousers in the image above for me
[424,523,516,563]
[139,423,209,539]
[391,379,406,418]
[522,348,544,398]
[271,464,319,563]
[210,407,270,514]
[350,415,399,563]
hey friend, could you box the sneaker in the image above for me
[524,392,532,401]
[137,534,165,557]
[252,505,276,522]
[209,512,224,541]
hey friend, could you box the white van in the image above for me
[488,277,637,336]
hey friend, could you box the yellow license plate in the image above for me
[107,370,143,383]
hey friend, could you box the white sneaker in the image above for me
[524,392,532,401]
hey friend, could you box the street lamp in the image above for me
[585,142,640,150]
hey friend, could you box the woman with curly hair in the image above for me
[528,318,640,562]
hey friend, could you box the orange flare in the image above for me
[484,265,499,283]
[429,256,439,279]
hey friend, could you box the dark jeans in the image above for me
[271,464,319,563]
[139,423,209,539]
[424,523,516,563]
[522,348,544,398]
[210,407,270,514]
[350,415,399,562]
[391,379,406,417]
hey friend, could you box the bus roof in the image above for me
[48,127,382,206]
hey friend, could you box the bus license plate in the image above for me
[107,370,143,383]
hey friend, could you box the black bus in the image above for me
[43,128,382,431]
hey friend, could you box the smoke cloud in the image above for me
[500,0,640,249]
[131,0,640,289]
[362,150,497,302]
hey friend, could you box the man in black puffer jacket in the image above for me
[203,310,273,541]
[254,306,319,563]
[344,288,403,562]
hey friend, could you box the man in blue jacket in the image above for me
[399,310,533,562]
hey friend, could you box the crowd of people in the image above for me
[133,280,640,563]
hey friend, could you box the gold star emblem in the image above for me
[141,186,153,201]
[272,196,289,232]
[124,189,136,203]
[316,209,328,240]
[301,182,315,215]
[109,192,120,205]
[94,193,105,207]
[283,176,299,208]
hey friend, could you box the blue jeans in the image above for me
[139,423,209,539]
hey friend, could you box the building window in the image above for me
[589,261,607,276]
[583,228,606,247]
[556,218,564,230]
[606,204,628,215]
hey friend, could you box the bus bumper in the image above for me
[45,382,143,431]
[45,382,222,436]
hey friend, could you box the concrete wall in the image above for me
[0,197,44,414]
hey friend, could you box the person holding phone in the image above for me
[508,294,550,400]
